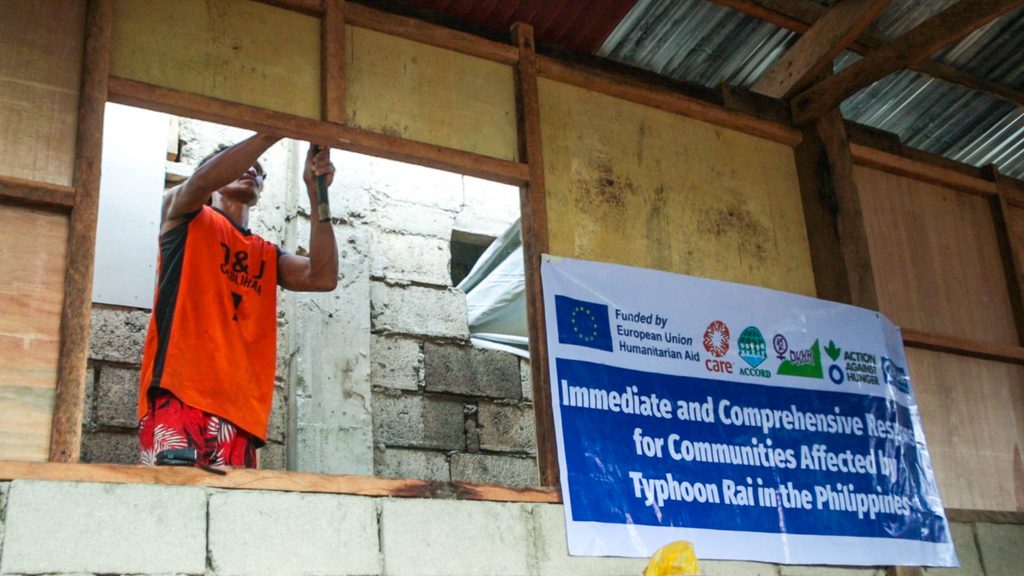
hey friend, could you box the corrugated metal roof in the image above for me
[598,0,1024,178]
[390,0,1024,179]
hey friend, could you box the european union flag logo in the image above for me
[555,295,613,351]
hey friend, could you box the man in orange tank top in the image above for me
[137,134,339,469]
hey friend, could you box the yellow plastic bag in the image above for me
[643,540,700,576]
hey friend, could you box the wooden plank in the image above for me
[1004,174,1024,207]
[902,328,1024,365]
[255,0,324,17]
[908,348,1024,511]
[537,56,802,146]
[711,0,1024,109]
[322,0,346,123]
[791,0,1024,124]
[886,567,924,576]
[511,23,557,489]
[346,3,519,65]
[816,109,879,309]
[850,143,997,197]
[108,77,530,187]
[0,176,75,212]
[751,0,890,99]
[946,508,1024,524]
[858,166,1019,345]
[986,165,1024,344]
[0,460,563,503]
[50,0,113,463]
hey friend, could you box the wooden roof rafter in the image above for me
[711,0,1024,109]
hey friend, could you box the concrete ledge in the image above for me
[0,480,207,575]
[209,490,380,576]
[532,503,646,576]
[381,498,533,576]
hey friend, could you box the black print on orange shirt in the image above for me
[219,242,265,295]
[231,291,243,321]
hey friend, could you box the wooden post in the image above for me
[985,164,1024,344]
[814,109,880,310]
[50,0,113,462]
[511,22,557,488]
[321,0,346,124]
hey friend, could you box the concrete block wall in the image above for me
[2,480,1019,576]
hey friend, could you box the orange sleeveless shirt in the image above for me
[138,206,279,442]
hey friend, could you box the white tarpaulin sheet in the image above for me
[542,255,957,566]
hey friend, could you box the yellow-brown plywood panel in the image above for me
[111,0,320,119]
[857,166,1016,345]
[1008,204,1024,290]
[539,79,815,296]
[0,206,68,461]
[909,348,1024,511]
[347,26,517,161]
[0,0,85,185]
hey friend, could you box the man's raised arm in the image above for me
[278,144,339,292]
[161,133,280,233]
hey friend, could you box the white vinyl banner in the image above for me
[542,255,957,566]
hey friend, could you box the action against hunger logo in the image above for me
[555,295,613,351]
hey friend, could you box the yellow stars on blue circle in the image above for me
[571,305,599,342]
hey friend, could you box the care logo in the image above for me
[703,320,730,358]
[554,295,613,352]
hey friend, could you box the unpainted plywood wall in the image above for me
[110,0,321,119]
[539,79,816,296]
[857,166,1024,511]
[347,27,517,161]
[0,0,82,461]
[0,0,85,186]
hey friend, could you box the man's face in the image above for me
[218,164,265,206]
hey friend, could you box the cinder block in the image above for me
[925,522,982,575]
[266,384,287,444]
[83,363,97,428]
[89,306,150,363]
[371,335,421,391]
[371,231,451,286]
[260,442,287,471]
[371,156,463,211]
[381,498,533,576]
[450,453,539,486]
[1,481,8,549]
[370,282,469,338]
[424,343,520,399]
[532,503,649,576]
[974,522,1024,576]
[779,566,882,575]
[377,204,456,239]
[478,402,536,454]
[700,559,781,575]
[95,364,140,429]
[373,393,466,450]
[375,447,449,482]
[455,176,521,237]
[520,358,533,401]
[0,480,206,575]
[209,490,380,576]
[80,431,139,465]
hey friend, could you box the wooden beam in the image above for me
[850,143,998,197]
[791,0,1024,124]
[537,56,802,146]
[946,508,1024,524]
[0,176,75,212]
[901,327,1024,365]
[886,568,924,576]
[321,0,346,123]
[346,3,519,65]
[817,109,880,309]
[985,165,1024,344]
[751,0,890,99]
[0,460,562,503]
[511,23,557,489]
[49,0,113,463]
[108,77,531,187]
[711,0,1024,109]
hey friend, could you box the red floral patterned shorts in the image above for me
[138,390,257,468]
